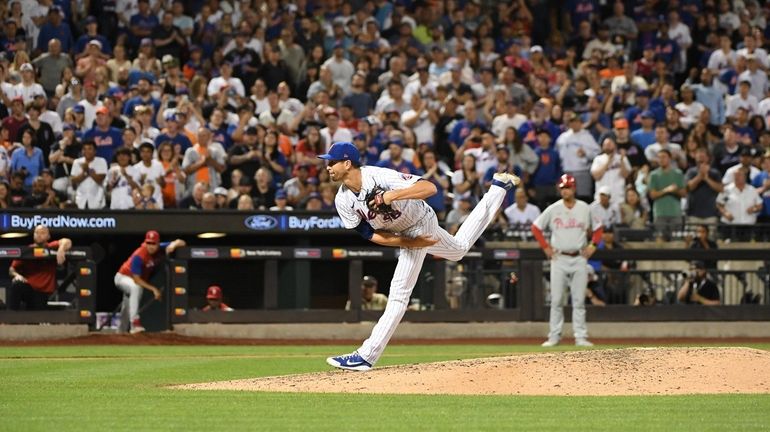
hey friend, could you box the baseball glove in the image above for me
[365,186,399,218]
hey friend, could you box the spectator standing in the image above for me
[644,125,685,169]
[556,112,600,201]
[182,127,226,191]
[320,107,353,150]
[133,142,165,209]
[752,153,770,223]
[36,7,73,55]
[70,140,107,209]
[691,68,726,127]
[106,147,140,209]
[712,125,743,176]
[7,225,71,310]
[591,137,631,206]
[157,142,185,208]
[648,149,686,239]
[3,97,28,142]
[531,127,562,209]
[685,148,724,229]
[32,39,72,96]
[717,166,763,226]
[83,106,122,162]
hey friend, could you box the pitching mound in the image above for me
[174,347,770,396]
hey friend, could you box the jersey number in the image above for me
[356,208,403,222]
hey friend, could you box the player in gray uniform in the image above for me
[531,174,603,347]
[321,142,520,371]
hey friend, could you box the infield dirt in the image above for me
[175,347,770,396]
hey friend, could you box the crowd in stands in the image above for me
[0,0,769,235]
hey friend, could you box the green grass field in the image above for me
[2,343,770,431]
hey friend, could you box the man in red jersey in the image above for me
[7,225,72,310]
[114,230,185,333]
[201,285,234,312]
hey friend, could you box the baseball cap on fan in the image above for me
[144,230,160,244]
[318,142,360,164]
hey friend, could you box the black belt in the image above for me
[558,251,580,257]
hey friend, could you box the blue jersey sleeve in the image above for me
[129,256,144,275]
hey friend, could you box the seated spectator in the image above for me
[199,191,217,210]
[590,186,621,229]
[345,276,387,311]
[269,189,293,211]
[10,129,44,189]
[504,188,541,227]
[7,225,72,310]
[303,192,323,210]
[0,181,9,208]
[178,181,208,210]
[70,140,107,209]
[22,176,58,209]
[677,261,720,305]
[236,194,255,210]
[283,163,313,206]
[213,187,229,209]
[135,183,159,210]
[8,172,27,207]
[446,195,474,235]
[377,139,420,174]
[685,224,718,271]
[619,186,648,228]
[202,285,234,312]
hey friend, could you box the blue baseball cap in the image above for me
[318,142,360,164]
[641,110,655,119]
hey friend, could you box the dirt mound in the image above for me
[175,347,770,396]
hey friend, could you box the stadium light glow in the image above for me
[0,232,29,239]
[197,232,227,239]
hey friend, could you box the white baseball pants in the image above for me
[114,273,142,321]
[357,186,507,365]
[547,254,589,341]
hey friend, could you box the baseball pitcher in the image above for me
[531,174,603,347]
[321,142,520,371]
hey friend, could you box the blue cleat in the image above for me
[326,351,373,371]
[492,172,521,190]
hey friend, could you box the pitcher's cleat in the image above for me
[326,351,373,371]
[492,172,521,190]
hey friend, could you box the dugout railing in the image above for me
[0,246,97,324]
[168,247,770,327]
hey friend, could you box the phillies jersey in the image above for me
[335,166,433,233]
[118,244,167,281]
[533,199,600,251]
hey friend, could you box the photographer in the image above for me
[677,261,720,305]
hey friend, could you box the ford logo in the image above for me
[244,215,278,231]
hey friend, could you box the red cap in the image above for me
[95,106,109,115]
[558,174,576,189]
[144,230,160,244]
[206,285,223,300]
[613,118,629,129]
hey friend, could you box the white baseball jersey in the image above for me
[533,199,600,251]
[335,166,433,234]
[555,128,600,172]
